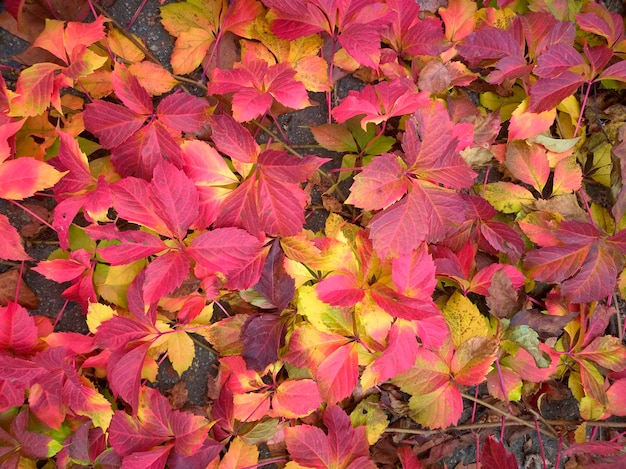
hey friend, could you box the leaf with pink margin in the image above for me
[505,141,550,192]
[534,44,584,78]
[110,63,152,115]
[83,100,145,149]
[345,153,409,211]
[149,162,199,239]
[209,114,259,163]
[316,342,359,404]
[316,273,364,307]
[599,61,626,83]
[271,379,322,419]
[332,77,428,129]
[361,320,418,389]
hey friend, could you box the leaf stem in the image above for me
[8,200,55,232]
[251,120,303,158]
[460,392,559,441]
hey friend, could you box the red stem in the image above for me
[8,200,56,232]
[127,0,148,29]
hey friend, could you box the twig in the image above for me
[251,120,303,158]
[460,392,560,441]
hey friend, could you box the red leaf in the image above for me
[188,227,264,290]
[575,3,624,45]
[33,250,91,283]
[480,436,518,469]
[111,63,153,115]
[403,103,477,188]
[83,100,145,149]
[53,131,95,198]
[534,44,585,78]
[253,241,295,311]
[382,0,447,57]
[271,379,322,418]
[316,273,364,307]
[457,26,521,65]
[369,180,465,258]
[149,162,199,239]
[91,226,168,265]
[110,120,184,180]
[332,78,428,128]
[316,342,359,403]
[142,251,191,305]
[266,0,392,68]
[361,320,418,389]
[241,313,285,370]
[345,153,409,211]
[111,177,171,237]
[108,344,153,412]
[599,61,626,83]
[156,91,208,132]
[0,214,30,261]
[0,302,38,355]
[528,71,585,113]
[392,245,437,297]
[209,114,259,163]
[208,60,310,122]
[285,404,373,468]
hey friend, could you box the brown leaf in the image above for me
[510,309,578,340]
[0,269,40,309]
[167,381,189,410]
[486,269,523,319]
[533,194,588,221]
[322,194,343,213]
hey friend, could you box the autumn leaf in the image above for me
[84,63,208,179]
[332,77,428,129]
[265,0,393,68]
[208,58,311,122]
[285,404,376,469]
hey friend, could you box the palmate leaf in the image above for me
[523,221,626,303]
[208,58,311,122]
[84,64,208,179]
[332,78,428,129]
[381,0,447,58]
[285,405,376,469]
[207,114,328,237]
[264,0,392,68]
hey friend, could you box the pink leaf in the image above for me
[0,302,38,354]
[345,153,409,211]
[83,100,145,149]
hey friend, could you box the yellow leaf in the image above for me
[128,62,178,96]
[442,291,490,347]
[86,302,116,334]
[480,181,535,214]
[220,436,259,469]
[350,396,389,445]
[439,0,477,42]
[166,331,195,376]
[297,285,353,336]
[79,69,114,99]
[107,26,145,62]
[94,260,146,308]
[294,55,329,92]
[170,28,214,75]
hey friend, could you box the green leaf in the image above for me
[506,325,550,369]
